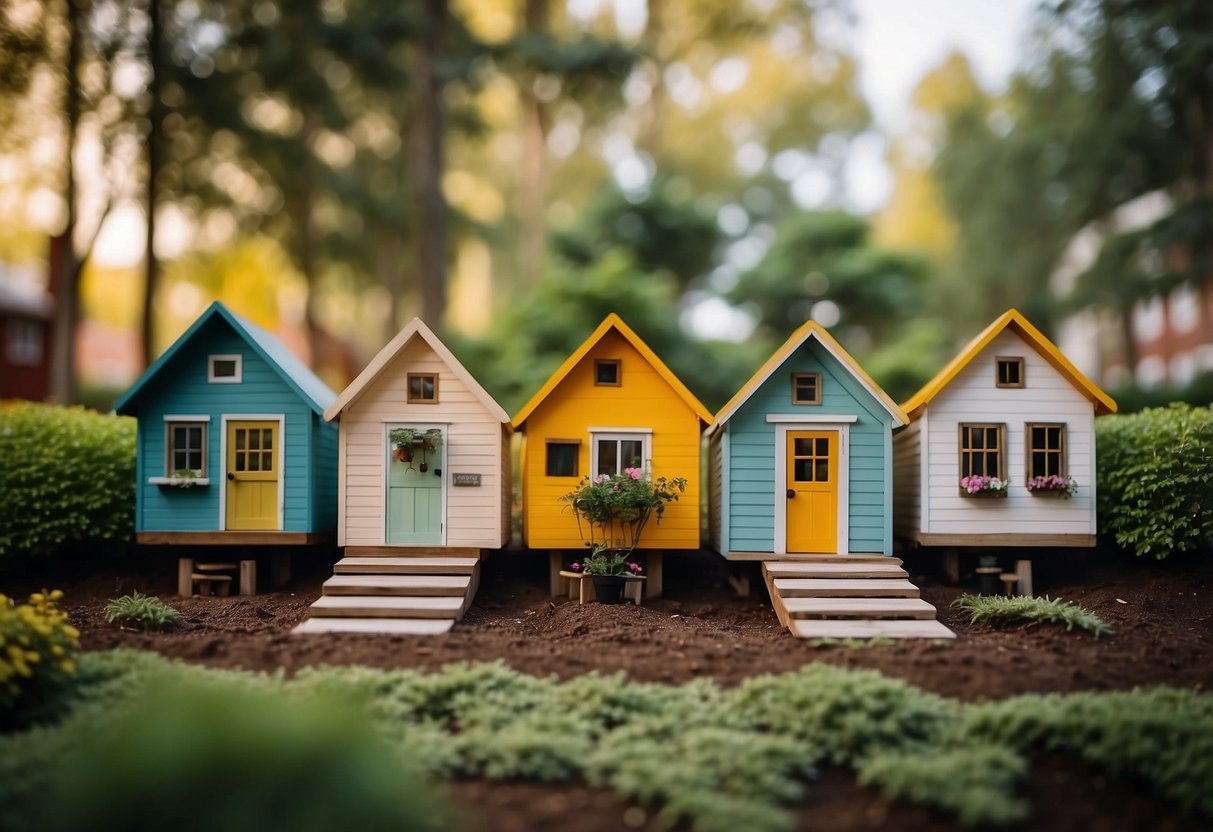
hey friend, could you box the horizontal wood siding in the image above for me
[133,320,319,533]
[892,419,922,541]
[311,413,339,531]
[708,430,723,551]
[727,338,894,555]
[339,337,505,548]
[924,329,1096,535]
[521,330,701,549]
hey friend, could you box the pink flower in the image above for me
[612,484,620,492]
[627,562,643,574]
[625,467,642,481]
[570,562,581,572]
[593,475,605,484]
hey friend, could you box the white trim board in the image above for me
[773,421,850,556]
[765,414,858,424]
[219,414,286,532]
[208,354,243,384]
[163,414,210,422]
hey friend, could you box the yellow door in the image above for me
[786,430,838,553]
[226,421,279,530]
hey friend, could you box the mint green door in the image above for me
[387,432,443,545]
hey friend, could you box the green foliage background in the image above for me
[0,403,135,561]
[1096,403,1213,557]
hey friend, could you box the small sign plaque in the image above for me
[452,473,482,487]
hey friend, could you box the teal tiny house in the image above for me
[707,321,907,558]
[115,301,338,545]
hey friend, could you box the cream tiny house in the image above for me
[892,309,1117,548]
[323,318,511,553]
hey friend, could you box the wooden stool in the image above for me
[1000,573,1019,596]
[192,573,233,596]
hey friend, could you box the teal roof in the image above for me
[114,301,336,415]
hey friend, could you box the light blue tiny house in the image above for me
[707,321,908,558]
[115,301,338,545]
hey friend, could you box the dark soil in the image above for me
[7,545,1212,831]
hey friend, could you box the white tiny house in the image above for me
[892,309,1117,548]
[324,318,511,553]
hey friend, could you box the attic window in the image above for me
[996,357,1024,388]
[407,373,438,403]
[791,372,822,405]
[545,440,580,477]
[595,359,621,386]
[208,354,242,383]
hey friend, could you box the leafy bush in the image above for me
[951,594,1113,638]
[105,591,180,631]
[0,403,136,560]
[0,590,79,719]
[5,651,1213,831]
[1095,403,1213,558]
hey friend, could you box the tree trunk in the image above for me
[49,0,83,403]
[297,105,320,366]
[638,0,664,158]
[414,0,448,327]
[516,0,549,287]
[376,230,404,344]
[140,0,162,368]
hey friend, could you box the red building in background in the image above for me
[0,262,54,401]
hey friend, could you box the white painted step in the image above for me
[774,578,919,598]
[790,619,956,639]
[323,574,470,596]
[309,595,464,619]
[782,597,937,619]
[765,562,907,579]
[292,617,454,636]
[334,557,478,575]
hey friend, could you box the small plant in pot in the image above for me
[569,546,644,604]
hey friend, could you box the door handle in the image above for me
[227,472,235,481]
[786,489,795,499]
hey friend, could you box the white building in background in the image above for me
[1051,190,1213,390]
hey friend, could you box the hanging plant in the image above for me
[422,428,443,451]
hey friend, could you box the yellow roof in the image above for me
[901,308,1118,420]
[511,313,712,429]
[706,320,907,436]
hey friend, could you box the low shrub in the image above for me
[1095,403,1213,558]
[0,403,136,561]
[0,590,79,719]
[104,591,180,631]
[951,594,1113,638]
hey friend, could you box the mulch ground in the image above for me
[7,545,1212,831]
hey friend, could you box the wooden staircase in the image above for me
[762,556,955,640]
[292,553,480,636]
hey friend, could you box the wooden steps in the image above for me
[293,551,480,636]
[763,558,954,641]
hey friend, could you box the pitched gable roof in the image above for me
[114,301,335,416]
[901,308,1117,420]
[511,313,712,429]
[324,317,509,424]
[707,320,907,436]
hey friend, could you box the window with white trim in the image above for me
[5,319,43,366]
[591,432,651,477]
[208,354,242,383]
[166,422,207,476]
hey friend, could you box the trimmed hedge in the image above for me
[1096,403,1213,558]
[0,403,136,560]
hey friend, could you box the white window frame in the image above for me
[162,415,210,479]
[588,428,652,477]
[208,354,243,383]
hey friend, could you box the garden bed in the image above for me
[7,546,1212,831]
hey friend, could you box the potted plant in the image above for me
[1026,474,1077,497]
[959,475,1008,498]
[569,546,645,604]
[560,467,686,604]
[975,555,1002,595]
[389,428,443,468]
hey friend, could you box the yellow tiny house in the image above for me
[512,315,711,587]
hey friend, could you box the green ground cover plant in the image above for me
[0,403,136,561]
[951,594,1114,638]
[1095,403,1213,558]
[3,650,1210,832]
[104,591,180,631]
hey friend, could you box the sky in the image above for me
[92,0,1040,269]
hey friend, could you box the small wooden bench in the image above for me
[558,571,646,605]
[178,558,258,597]
[191,573,232,596]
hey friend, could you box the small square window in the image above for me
[208,354,242,383]
[996,357,1024,388]
[407,373,438,403]
[545,440,580,477]
[6,319,43,366]
[594,359,620,386]
[166,421,207,476]
[1027,423,1067,478]
[791,372,821,405]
